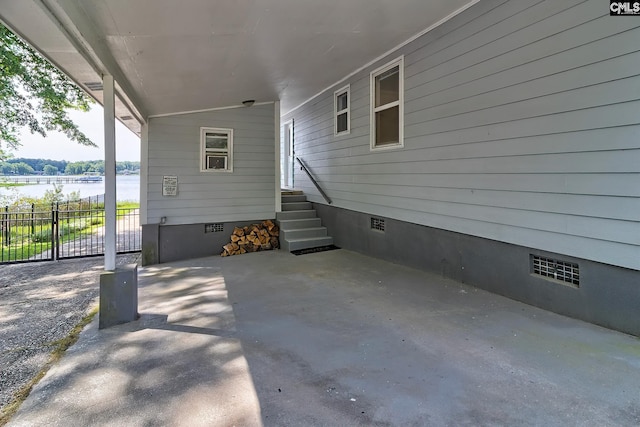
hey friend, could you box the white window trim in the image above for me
[334,84,350,136]
[200,127,233,173]
[370,56,404,151]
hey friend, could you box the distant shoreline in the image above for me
[0,175,140,202]
[1,173,139,177]
[1,158,140,176]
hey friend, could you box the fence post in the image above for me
[51,204,56,261]
[3,206,9,247]
[31,203,35,234]
[2,206,6,247]
[55,202,60,260]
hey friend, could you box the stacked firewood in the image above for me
[221,220,280,256]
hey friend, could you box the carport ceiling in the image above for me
[1,0,476,118]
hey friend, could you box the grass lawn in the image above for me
[0,182,31,188]
[116,201,140,210]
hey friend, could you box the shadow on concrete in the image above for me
[8,263,261,427]
[124,313,237,339]
[0,255,138,410]
[7,250,640,426]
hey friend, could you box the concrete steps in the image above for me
[282,201,313,211]
[281,226,328,241]
[276,210,318,220]
[279,218,322,230]
[277,193,333,252]
[281,194,307,203]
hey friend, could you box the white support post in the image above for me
[274,101,281,213]
[139,122,149,225]
[103,74,116,271]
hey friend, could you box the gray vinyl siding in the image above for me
[147,104,275,225]
[283,0,640,271]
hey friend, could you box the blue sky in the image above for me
[13,105,140,162]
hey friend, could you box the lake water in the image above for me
[0,175,140,201]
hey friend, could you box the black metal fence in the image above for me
[1,198,140,264]
[1,205,54,262]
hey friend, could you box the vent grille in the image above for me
[205,223,224,233]
[371,217,385,232]
[120,115,133,121]
[531,255,579,287]
[84,81,103,91]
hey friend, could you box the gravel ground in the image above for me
[0,254,139,410]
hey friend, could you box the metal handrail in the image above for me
[295,157,332,204]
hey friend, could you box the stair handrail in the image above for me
[295,157,332,205]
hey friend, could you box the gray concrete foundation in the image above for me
[142,220,274,265]
[99,264,138,329]
[140,223,159,266]
[313,203,640,337]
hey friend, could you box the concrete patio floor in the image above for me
[7,249,640,426]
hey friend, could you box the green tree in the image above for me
[0,23,96,158]
[0,162,16,174]
[64,161,90,175]
[43,164,58,175]
[43,183,65,204]
[90,161,104,174]
[64,162,80,175]
[13,161,34,175]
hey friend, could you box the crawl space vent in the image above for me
[371,217,385,232]
[84,81,103,91]
[205,223,224,233]
[531,255,579,287]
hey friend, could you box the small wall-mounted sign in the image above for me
[162,175,178,196]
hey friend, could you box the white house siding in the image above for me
[283,0,640,271]
[146,104,275,225]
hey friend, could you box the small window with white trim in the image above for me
[334,85,350,135]
[200,127,233,172]
[370,57,404,150]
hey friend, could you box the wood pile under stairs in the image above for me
[221,220,279,256]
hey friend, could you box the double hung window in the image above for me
[200,127,233,172]
[370,57,404,150]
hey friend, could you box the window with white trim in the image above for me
[370,57,404,150]
[334,85,350,135]
[200,127,233,172]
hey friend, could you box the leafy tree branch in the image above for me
[0,23,95,157]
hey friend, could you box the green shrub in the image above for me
[59,220,87,236]
[31,230,52,243]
